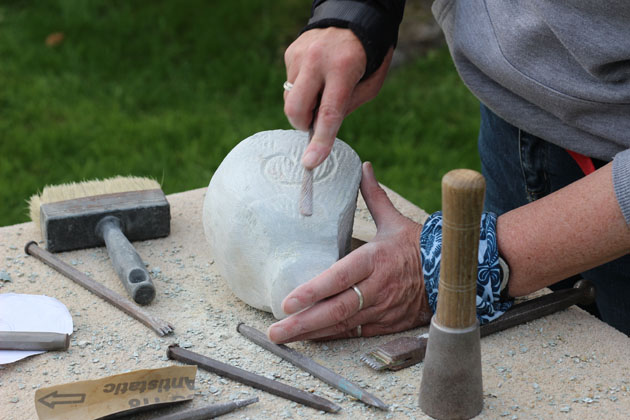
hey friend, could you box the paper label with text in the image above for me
[35,365,196,420]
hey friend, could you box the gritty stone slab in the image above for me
[0,186,628,419]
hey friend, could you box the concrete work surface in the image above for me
[1,186,629,419]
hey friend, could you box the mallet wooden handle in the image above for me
[435,169,486,329]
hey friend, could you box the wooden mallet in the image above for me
[419,169,485,419]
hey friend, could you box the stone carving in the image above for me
[203,129,362,319]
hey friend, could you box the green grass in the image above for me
[0,0,480,227]
[342,48,481,213]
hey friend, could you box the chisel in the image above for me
[237,323,389,411]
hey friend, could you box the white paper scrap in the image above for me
[0,293,73,364]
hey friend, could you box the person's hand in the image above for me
[283,28,393,170]
[267,162,432,343]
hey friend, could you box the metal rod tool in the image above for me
[25,241,174,336]
[299,107,317,216]
[237,323,389,411]
[0,331,70,351]
[167,345,341,413]
[481,278,596,336]
[148,398,259,420]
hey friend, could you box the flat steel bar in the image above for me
[237,323,389,411]
[0,331,70,351]
[480,279,596,337]
[167,345,341,413]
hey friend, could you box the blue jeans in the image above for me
[478,104,630,335]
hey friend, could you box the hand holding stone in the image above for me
[283,27,393,169]
[267,162,432,343]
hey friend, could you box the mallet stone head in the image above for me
[203,129,362,318]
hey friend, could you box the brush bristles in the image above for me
[360,353,388,370]
[29,176,161,226]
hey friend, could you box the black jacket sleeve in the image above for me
[300,0,406,79]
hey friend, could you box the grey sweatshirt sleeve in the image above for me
[613,150,630,226]
[431,0,630,225]
[431,0,630,163]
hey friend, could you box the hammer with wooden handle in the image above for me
[419,169,486,419]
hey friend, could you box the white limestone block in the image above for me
[203,129,362,319]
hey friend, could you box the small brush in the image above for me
[360,333,429,371]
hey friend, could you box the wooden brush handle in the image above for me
[435,169,486,329]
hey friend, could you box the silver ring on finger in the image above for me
[356,324,362,337]
[283,81,294,91]
[351,285,364,312]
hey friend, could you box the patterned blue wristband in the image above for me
[420,211,513,324]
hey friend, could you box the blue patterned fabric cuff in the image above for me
[420,211,513,324]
